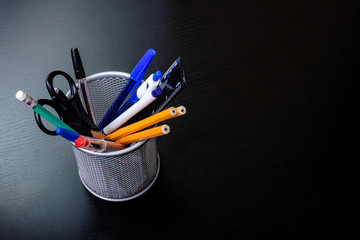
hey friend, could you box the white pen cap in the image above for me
[136,71,162,99]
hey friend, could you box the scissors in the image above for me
[34,70,103,138]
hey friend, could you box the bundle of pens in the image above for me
[15,48,186,153]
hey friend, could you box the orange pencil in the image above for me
[176,106,186,115]
[115,125,170,145]
[106,106,185,141]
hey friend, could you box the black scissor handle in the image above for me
[46,70,77,102]
[34,99,64,136]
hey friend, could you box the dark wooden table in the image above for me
[1,0,358,239]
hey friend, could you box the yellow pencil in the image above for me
[176,106,186,115]
[115,125,170,145]
[106,106,185,141]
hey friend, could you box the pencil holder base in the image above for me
[78,154,160,202]
[72,138,160,201]
[71,71,160,201]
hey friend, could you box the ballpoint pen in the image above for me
[102,87,163,135]
[98,48,156,129]
[135,71,162,100]
[126,57,186,125]
[116,71,162,116]
[56,127,80,142]
[106,106,186,141]
[115,125,170,145]
[15,90,77,133]
[75,135,126,152]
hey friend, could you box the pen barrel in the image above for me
[136,73,154,99]
[98,49,156,129]
[56,127,80,142]
[34,104,76,132]
[80,138,107,152]
[98,77,136,129]
[102,91,159,135]
[76,136,125,152]
[120,72,161,115]
[116,94,139,116]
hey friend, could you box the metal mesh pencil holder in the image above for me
[71,72,160,201]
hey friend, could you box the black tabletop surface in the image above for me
[1,0,358,239]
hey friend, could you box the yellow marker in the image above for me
[115,125,170,145]
[106,106,185,141]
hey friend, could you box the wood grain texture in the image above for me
[1,0,359,239]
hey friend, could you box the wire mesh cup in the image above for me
[71,71,160,201]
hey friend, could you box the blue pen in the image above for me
[102,87,163,135]
[115,71,162,117]
[56,127,81,142]
[98,48,156,129]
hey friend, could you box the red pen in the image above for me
[75,136,126,153]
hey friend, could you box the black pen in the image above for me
[71,47,95,122]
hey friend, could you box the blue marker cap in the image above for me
[153,71,162,82]
[130,48,156,82]
[56,127,80,142]
[151,87,163,98]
